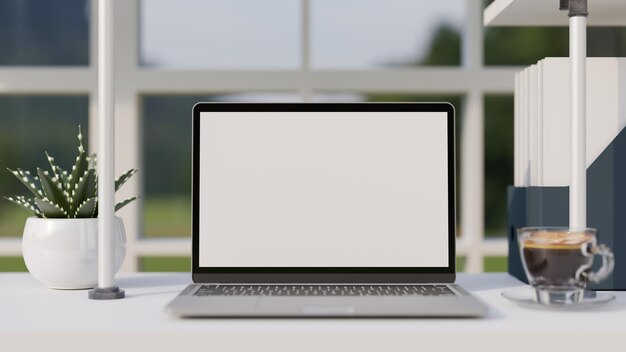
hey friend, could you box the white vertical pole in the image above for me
[300,0,311,102]
[569,16,586,229]
[461,0,485,273]
[461,92,485,273]
[97,0,115,289]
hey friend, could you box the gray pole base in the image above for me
[88,286,125,300]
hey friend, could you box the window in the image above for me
[1,0,531,274]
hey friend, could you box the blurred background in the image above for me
[0,0,625,272]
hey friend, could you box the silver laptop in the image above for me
[165,103,487,318]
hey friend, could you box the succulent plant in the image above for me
[4,126,138,218]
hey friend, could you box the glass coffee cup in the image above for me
[517,227,614,305]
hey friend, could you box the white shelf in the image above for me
[485,0,626,27]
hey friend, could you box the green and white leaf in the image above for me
[37,167,71,213]
[28,200,42,217]
[4,126,140,219]
[115,169,137,191]
[4,196,42,217]
[17,196,42,217]
[35,198,67,218]
[60,169,70,191]
[75,197,97,218]
[115,196,138,212]
[68,126,87,193]
[87,172,97,200]
[7,168,43,198]
[45,151,64,188]
[71,168,96,215]
[87,153,97,170]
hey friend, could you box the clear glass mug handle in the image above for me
[581,244,615,284]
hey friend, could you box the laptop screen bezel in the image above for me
[191,103,456,283]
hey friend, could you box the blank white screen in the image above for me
[199,111,449,267]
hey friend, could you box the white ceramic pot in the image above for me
[22,217,126,289]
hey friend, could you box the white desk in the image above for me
[2,273,625,351]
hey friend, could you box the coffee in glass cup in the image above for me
[517,227,614,305]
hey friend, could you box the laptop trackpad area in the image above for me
[258,297,357,316]
[300,306,355,315]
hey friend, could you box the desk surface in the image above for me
[3,273,626,351]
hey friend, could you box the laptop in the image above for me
[165,102,487,318]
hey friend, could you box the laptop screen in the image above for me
[195,105,453,271]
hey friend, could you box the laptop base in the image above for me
[165,283,487,318]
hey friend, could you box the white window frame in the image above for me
[0,0,516,272]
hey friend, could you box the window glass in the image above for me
[0,0,89,65]
[457,256,507,272]
[140,0,300,69]
[311,0,464,68]
[485,27,626,66]
[484,95,513,237]
[140,256,189,272]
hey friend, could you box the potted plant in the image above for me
[4,126,138,289]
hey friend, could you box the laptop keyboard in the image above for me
[194,284,456,297]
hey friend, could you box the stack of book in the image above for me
[509,57,626,289]
[514,57,626,187]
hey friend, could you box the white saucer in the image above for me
[502,287,615,310]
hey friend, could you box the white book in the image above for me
[514,72,521,186]
[537,60,544,186]
[521,66,529,186]
[539,57,626,186]
[529,64,539,186]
